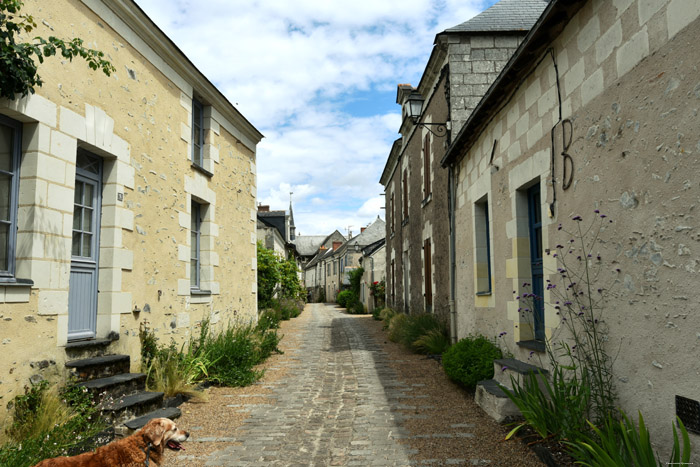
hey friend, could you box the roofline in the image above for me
[82,0,263,151]
[441,0,586,167]
[379,138,402,186]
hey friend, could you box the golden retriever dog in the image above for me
[33,417,189,466]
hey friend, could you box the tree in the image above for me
[256,242,280,309]
[1,0,115,100]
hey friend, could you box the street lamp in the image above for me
[354,243,361,253]
[406,91,447,138]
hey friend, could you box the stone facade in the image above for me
[443,0,700,458]
[0,0,261,402]
[381,6,538,332]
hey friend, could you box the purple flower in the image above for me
[556,244,564,249]
[498,331,507,337]
[594,209,600,214]
[501,366,509,372]
[553,253,558,257]
[572,215,582,221]
[600,214,607,218]
[558,224,562,230]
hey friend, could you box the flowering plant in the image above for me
[369,280,386,306]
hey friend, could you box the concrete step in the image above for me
[121,407,182,435]
[101,391,164,425]
[65,354,131,381]
[79,373,146,400]
[475,379,521,423]
[493,358,548,392]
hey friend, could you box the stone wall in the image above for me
[452,0,700,458]
[0,0,258,402]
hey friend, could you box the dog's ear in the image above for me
[142,418,167,446]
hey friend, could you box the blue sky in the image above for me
[135,0,498,236]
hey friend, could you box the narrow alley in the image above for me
[167,304,542,466]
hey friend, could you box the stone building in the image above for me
[302,230,346,302]
[380,0,547,336]
[441,0,700,458]
[359,238,386,314]
[0,0,261,403]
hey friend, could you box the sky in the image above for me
[134,0,498,237]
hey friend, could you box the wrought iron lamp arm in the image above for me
[416,122,447,137]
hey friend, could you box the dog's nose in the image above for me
[184,431,190,438]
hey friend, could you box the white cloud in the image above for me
[135,0,491,234]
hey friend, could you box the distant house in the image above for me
[441,0,700,458]
[380,0,547,337]
[302,230,346,302]
[359,238,386,314]
[256,203,298,260]
[0,0,262,404]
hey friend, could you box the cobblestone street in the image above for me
[169,303,542,466]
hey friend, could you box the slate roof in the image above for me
[345,217,386,249]
[445,0,549,33]
[292,235,327,257]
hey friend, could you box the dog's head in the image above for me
[141,417,189,451]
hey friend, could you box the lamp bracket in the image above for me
[416,122,447,138]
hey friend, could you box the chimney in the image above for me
[332,241,342,251]
[258,204,270,212]
[361,227,366,233]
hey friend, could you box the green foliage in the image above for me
[369,280,386,308]
[0,382,105,467]
[503,365,590,442]
[379,307,396,329]
[257,309,281,331]
[349,299,365,315]
[401,313,445,353]
[348,267,364,297]
[269,297,303,320]
[257,242,281,309]
[318,288,326,303]
[413,328,451,355]
[387,313,408,343]
[336,290,353,308]
[139,317,283,392]
[279,257,303,300]
[567,411,691,467]
[256,243,305,309]
[442,335,502,389]
[0,0,116,100]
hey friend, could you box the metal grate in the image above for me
[676,395,700,435]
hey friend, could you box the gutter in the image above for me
[448,163,458,344]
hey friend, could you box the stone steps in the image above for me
[475,358,549,423]
[64,340,181,439]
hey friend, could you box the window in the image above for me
[390,193,395,234]
[191,202,202,290]
[474,197,492,295]
[402,168,408,220]
[423,133,431,199]
[0,115,21,279]
[424,238,432,312]
[191,97,204,166]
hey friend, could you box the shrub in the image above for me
[257,309,281,331]
[401,313,444,352]
[379,307,396,329]
[350,299,365,315]
[413,328,451,355]
[336,290,353,308]
[442,335,502,389]
[0,382,105,466]
[387,313,408,343]
[568,411,691,466]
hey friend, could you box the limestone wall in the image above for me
[452,0,700,458]
[0,0,258,402]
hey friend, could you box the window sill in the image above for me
[190,289,212,296]
[191,163,213,178]
[421,193,432,208]
[0,278,34,287]
[475,291,492,296]
[516,340,546,353]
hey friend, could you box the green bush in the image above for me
[442,335,502,389]
[387,313,408,343]
[413,328,451,355]
[0,382,105,466]
[402,313,444,353]
[349,299,365,315]
[336,290,353,308]
[568,411,691,466]
[257,309,281,331]
[379,307,396,329]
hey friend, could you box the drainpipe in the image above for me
[448,164,458,344]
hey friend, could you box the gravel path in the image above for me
[165,303,543,466]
